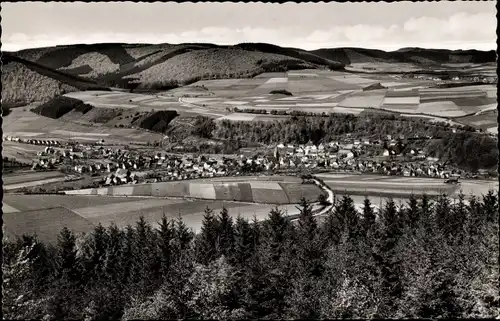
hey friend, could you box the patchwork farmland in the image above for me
[28,67,493,132]
[64,176,325,204]
[2,193,302,243]
[4,66,497,143]
[3,173,497,244]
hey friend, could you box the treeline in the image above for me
[213,114,474,145]
[3,193,499,320]
[427,132,498,171]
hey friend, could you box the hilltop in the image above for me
[311,47,497,65]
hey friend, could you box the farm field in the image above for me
[315,173,499,199]
[64,176,323,204]
[2,193,302,243]
[3,172,497,243]
[167,69,496,128]
[45,69,495,127]
[7,66,495,135]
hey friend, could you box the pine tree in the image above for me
[120,225,135,286]
[232,216,254,267]
[482,190,498,223]
[450,193,468,241]
[195,207,219,265]
[419,193,434,230]
[263,206,292,259]
[320,208,337,247]
[46,227,82,320]
[216,207,235,259]
[406,194,419,229]
[374,198,404,317]
[157,214,175,280]
[362,197,376,235]
[103,223,123,283]
[435,194,452,237]
[297,197,317,240]
[295,198,323,277]
[250,215,262,249]
[133,217,159,296]
[246,207,294,319]
[173,217,194,254]
[335,195,360,240]
[2,236,52,320]
[56,227,79,283]
[80,224,109,285]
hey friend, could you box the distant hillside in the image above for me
[1,54,108,107]
[6,43,336,91]
[4,43,495,105]
[311,47,496,65]
[124,47,314,89]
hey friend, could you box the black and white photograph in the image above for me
[1,1,498,319]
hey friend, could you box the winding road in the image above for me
[289,177,335,221]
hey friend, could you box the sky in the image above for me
[2,1,497,52]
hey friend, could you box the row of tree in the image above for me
[3,191,498,320]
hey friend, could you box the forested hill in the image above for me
[3,193,499,320]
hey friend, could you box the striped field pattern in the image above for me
[64,179,322,204]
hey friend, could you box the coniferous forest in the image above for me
[2,192,499,320]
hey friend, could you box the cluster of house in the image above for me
[399,74,497,84]
[267,140,466,178]
[25,134,477,189]
[3,136,61,146]
[31,145,92,170]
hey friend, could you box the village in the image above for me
[3,133,480,192]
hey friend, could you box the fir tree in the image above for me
[120,225,135,286]
[133,217,159,296]
[173,217,194,254]
[56,227,79,283]
[406,194,419,229]
[335,195,360,240]
[482,190,498,223]
[362,197,376,235]
[216,207,235,259]
[232,216,254,267]
[103,223,123,283]
[435,194,452,237]
[297,197,317,240]
[195,207,219,265]
[157,214,175,280]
